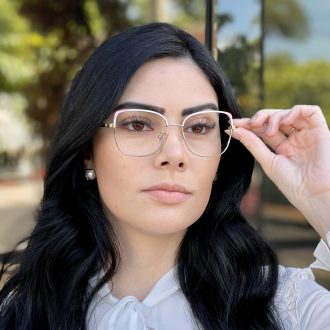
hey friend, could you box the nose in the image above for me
[153,126,188,170]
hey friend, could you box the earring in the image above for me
[85,169,96,181]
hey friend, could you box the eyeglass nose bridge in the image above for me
[167,123,184,128]
[158,121,184,141]
[157,123,186,149]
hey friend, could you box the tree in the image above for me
[0,0,207,161]
[217,0,309,115]
[265,0,309,39]
[15,0,132,157]
[0,0,36,92]
[265,55,330,123]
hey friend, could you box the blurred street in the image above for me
[0,178,42,254]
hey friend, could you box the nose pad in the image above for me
[158,131,167,144]
[157,131,168,151]
[160,128,188,158]
[155,128,187,169]
[158,127,187,150]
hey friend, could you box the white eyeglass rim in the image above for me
[101,108,235,157]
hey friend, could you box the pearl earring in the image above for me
[85,169,96,181]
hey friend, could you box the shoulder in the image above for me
[274,265,330,329]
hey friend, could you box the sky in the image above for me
[216,0,330,62]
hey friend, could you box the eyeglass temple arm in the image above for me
[102,123,115,128]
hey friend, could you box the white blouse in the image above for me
[87,232,330,330]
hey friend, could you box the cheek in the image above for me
[189,158,220,214]
[197,158,220,189]
[95,158,135,205]
[93,137,132,209]
[95,162,137,227]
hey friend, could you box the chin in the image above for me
[137,213,200,236]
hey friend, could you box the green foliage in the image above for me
[265,0,309,39]
[84,0,107,38]
[171,0,205,27]
[0,0,36,91]
[217,13,233,29]
[217,36,261,115]
[126,0,205,28]
[1,0,328,159]
[265,55,330,123]
[218,0,312,117]
[0,0,133,152]
[0,0,206,146]
[0,0,29,33]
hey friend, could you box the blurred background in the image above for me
[0,0,329,287]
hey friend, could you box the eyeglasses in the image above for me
[101,109,235,157]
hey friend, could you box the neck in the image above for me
[109,224,185,301]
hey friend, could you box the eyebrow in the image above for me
[114,102,219,116]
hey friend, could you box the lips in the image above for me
[143,183,192,204]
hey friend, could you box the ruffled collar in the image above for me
[89,265,180,308]
[87,266,181,329]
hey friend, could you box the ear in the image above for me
[83,149,94,169]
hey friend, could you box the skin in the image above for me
[87,57,220,300]
[233,105,330,242]
[86,57,330,299]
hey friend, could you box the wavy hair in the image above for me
[0,23,280,329]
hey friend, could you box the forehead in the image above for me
[117,57,218,114]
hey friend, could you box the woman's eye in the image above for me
[130,121,146,131]
[122,119,152,131]
[185,122,215,134]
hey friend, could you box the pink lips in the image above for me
[143,183,192,204]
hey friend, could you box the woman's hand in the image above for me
[232,105,330,241]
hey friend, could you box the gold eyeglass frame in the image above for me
[101,109,235,157]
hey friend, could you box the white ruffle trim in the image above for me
[274,266,314,329]
[310,231,330,271]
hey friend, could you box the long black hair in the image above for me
[0,23,280,329]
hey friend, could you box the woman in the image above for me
[1,23,329,329]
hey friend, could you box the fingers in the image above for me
[281,105,328,128]
[230,127,276,177]
[234,117,291,152]
[234,105,328,144]
[246,105,327,132]
[248,109,287,136]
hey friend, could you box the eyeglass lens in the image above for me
[114,110,231,157]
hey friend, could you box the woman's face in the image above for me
[92,57,220,237]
